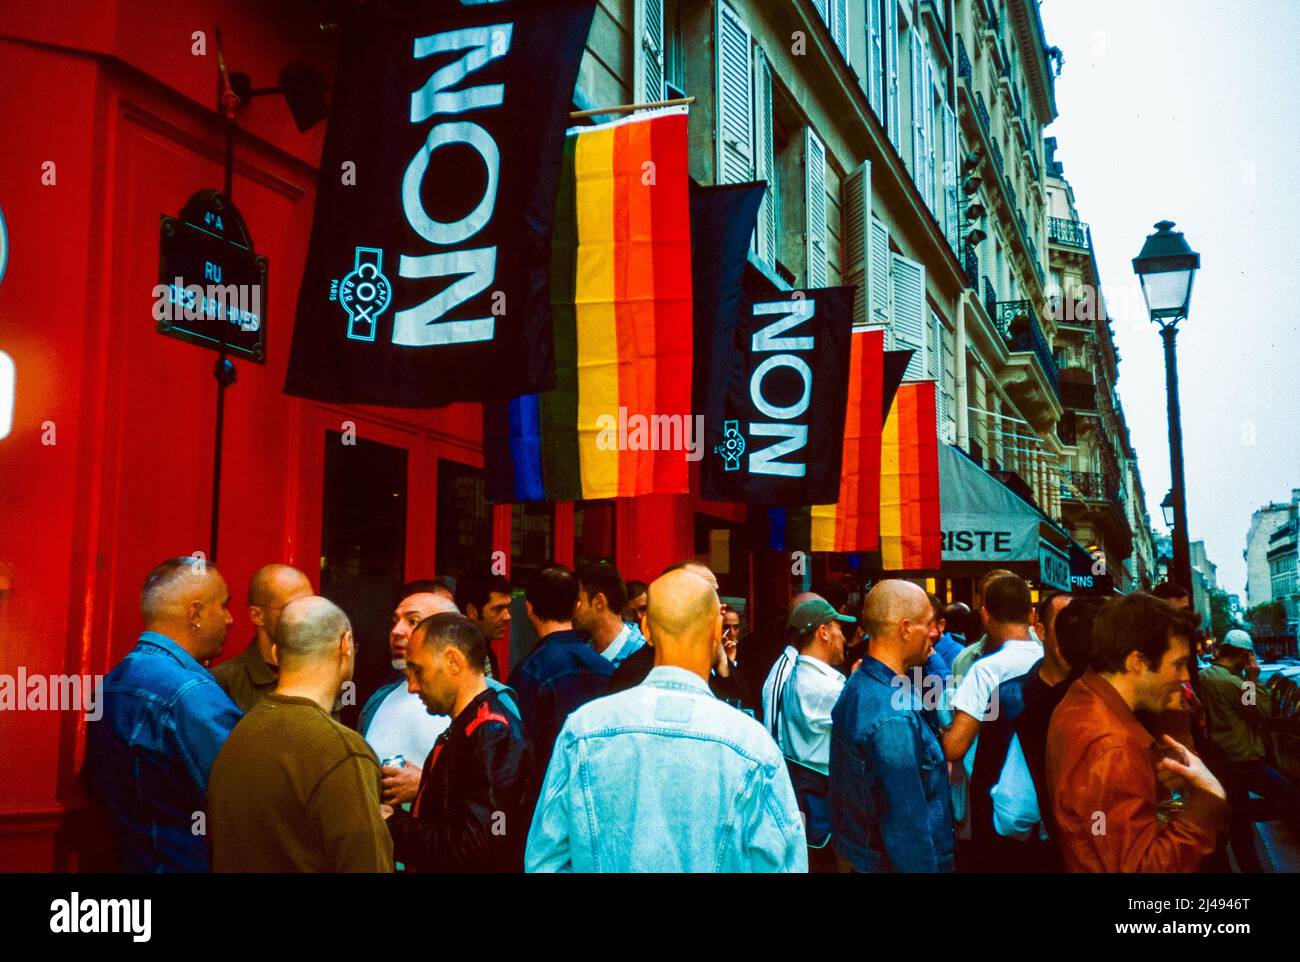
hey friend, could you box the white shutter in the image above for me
[842,161,872,326]
[885,0,900,150]
[830,0,849,60]
[805,127,828,288]
[910,31,927,208]
[924,54,936,214]
[941,320,956,443]
[890,253,926,380]
[869,216,890,325]
[715,3,754,185]
[942,102,959,254]
[754,49,777,265]
[812,0,829,28]
[635,0,666,104]
[867,0,884,119]
[929,310,948,436]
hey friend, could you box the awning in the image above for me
[938,444,1071,590]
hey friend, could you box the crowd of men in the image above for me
[81,555,1300,873]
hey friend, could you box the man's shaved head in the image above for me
[141,557,225,619]
[646,568,721,675]
[863,580,930,639]
[275,596,352,670]
[662,560,719,591]
[249,564,312,607]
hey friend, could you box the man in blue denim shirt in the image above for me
[830,579,953,872]
[511,564,614,779]
[84,557,242,872]
[526,566,807,872]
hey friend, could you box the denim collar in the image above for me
[138,630,208,674]
[644,665,712,695]
[858,654,903,687]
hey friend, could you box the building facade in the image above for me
[0,0,1158,869]
[1244,489,1300,608]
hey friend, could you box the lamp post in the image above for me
[1133,221,1199,597]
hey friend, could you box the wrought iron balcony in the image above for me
[990,137,1004,176]
[964,245,980,290]
[984,278,998,319]
[957,34,972,85]
[1048,216,1089,248]
[975,90,992,137]
[995,299,1059,394]
[1063,470,1123,505]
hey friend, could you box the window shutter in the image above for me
[830,0,849,60]
[924,54,936,214]
[942,320,956,443]
[812,0,829,23]
[942,102,960,254]
[715,3,754,185]
[928,310,949,437]
[869,216,890,325]
[805,127,828,288]
[635,0,666,104]
[754,49,777,265]
[910,31,927,208]
[890,253,926,380]
[867,0,884,119]
[842,161,872,326]
[885,0,900,150]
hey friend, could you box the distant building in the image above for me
[1245,489,1300,609]
[1189,540,1218,633]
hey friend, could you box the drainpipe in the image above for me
[956,293,970,449]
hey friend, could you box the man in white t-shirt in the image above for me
[943,573,1042,762]
[761,591,823,740]
[781,598,856,773]
[360,583,457,806]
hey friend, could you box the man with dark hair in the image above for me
[622,580,649,625]
[455,571,512,677]
[383,613,533,872]
[1047,594,1227,872]
[209,597,393,872]
[1199,628,1300,872]
[511,564,614,777]
[1152,580,1193,608]
[967,590,1071,870]
[942,574,1041,762]
[575,563,645,668]
[212,564,313,713]
[84,557,241,872]
[949,569,1018,682]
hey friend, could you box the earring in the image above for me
[191,622,201,633]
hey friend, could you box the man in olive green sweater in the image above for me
[209,596,393,872]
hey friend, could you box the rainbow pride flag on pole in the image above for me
[879,381,942,570]
[485,106,693,502]
[810,328,886,552]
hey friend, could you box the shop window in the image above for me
[510,503,554,586]
[435,459,492,581]
[694,513,747,599]
[574,500,617,567]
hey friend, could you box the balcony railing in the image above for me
[975,90,992,138]
[964,245,980,290]
[1048,216,1089,248]
[995,299,1060,395]
[957,34,972,85]
[990,136,1005,177]
[984,278,998,319]
[1063,470,1123,505]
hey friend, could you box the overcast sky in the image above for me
[1039,0,1300,598]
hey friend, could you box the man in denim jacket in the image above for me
[84,557,242,872]
[525,566,807,872]
[829,579,953,872]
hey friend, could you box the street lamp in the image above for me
[1133,221,1199,598]
[1161,489,1175,528]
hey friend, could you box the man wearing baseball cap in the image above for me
[781,598,857,871]
[1201,628,1300,871]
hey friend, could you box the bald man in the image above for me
[211,564,313,713]
[526,568,807,872]
[359,582,459,809]
[209,596,393,871]
[829,580,953,872]
[84,557,242,872]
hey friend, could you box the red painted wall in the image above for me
[0,1,706,870]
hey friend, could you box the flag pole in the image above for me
[568,96,695,120]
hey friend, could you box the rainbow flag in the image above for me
[810,328,886,552]
[879,381,942,570]
[485,106,693,502]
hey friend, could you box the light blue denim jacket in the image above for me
[525,666,807,872]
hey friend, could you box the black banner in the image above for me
[284,0,596,407]
[703,286,855,504]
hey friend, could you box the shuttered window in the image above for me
[890,253,927,381]
[866,0,884,120]
[942,102,960,254]
[635,0,666,104]
[910,31,927,207]
[716,3,754,185]
[923,54,936,214]
[885,0,900,150]
[830,0,849,60]
[842,161,873,326]
[805,128,828,288]
[754,49,778,265]
[869,216,890,326]
[928,310,951,438]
